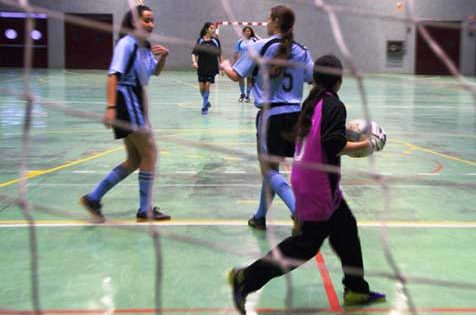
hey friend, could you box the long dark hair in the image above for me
[242,26,256,39]
[119,5,152,39]
[199,22,215,37]
[270,5,295,77]
[296,55,343,140]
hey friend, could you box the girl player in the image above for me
[192,22,222,115]
[221,5,314,230]
[228,55,386,314]
[80,5,170,222]
[233,26,258,102]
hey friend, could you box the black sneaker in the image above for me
[244,96,251,103]
[238,94,245,102]
[201,107,208,115]
[248,215,266,230]
[80,195,106,223]
[207,102,211,109]
[228,268,247,315]
[136,207,171,222]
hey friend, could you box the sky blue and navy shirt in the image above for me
[233,37,258,56]
[233,34,314,108]
[109,35,157,86]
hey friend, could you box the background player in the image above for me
[192,22,223,115]
[80,5,170,222]
[233,26,258,103]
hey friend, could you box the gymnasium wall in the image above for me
[1,0,475,75]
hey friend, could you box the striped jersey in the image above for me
[233,37,258,56]
[109,35,157,86]
[233,34,314,108]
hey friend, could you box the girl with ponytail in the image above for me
[221,5,314,230]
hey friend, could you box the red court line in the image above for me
[314,253,343,312]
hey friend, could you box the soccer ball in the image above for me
[345,119,386,158]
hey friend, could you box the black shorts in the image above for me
[256,106,300,157]
[113,85,145,139]
[198,74,216,83]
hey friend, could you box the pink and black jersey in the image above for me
[291,92,347,221]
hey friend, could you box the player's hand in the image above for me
[151,44,169,57]
[192,61,198,69]
[103,107,115,129]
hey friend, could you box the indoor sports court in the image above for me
[0,0,475,314]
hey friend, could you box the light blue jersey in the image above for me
[109,35,158,86]
[233,34,313,108]
[233,37,258,56]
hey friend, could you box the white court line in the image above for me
[174,171,198,174]
[1,220,476,228]
[66,171,476,177]
[25,183,261,187]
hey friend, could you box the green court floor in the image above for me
[0,69,475,314]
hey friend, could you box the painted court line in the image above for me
[1,220,475,228]
[315,253,342,312]
[0,146,122,188]
[1,306,476,314]
[392,139,476,167]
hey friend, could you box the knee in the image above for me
[142,145,158,165]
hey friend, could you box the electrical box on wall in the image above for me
[386,40,405,67]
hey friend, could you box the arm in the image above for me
[151,44,169,76]
[320,100,373,157]
[191,38,200,69]
[339,140,371,156]
[104,74,119,128]
[216,37,224,75]
[191,53,198,69]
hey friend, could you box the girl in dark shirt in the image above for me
[192,22,222,115]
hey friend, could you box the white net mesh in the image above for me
[0,0,475,314]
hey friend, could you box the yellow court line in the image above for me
[0,146,123,188]
[391,139,476,167]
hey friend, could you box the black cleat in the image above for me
[248,215,266,230]
[136,207,171,222]
[244,96,251,103]
[80,195,106,223]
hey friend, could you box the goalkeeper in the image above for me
[228,55,386,314]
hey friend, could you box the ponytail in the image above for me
[295,86,326,140]
[295,55,344,140]
[269,5,295,77]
